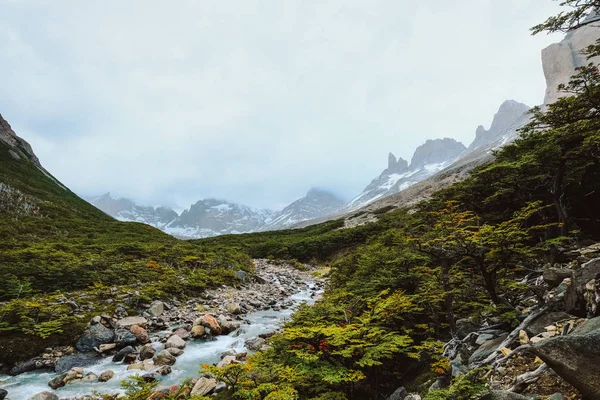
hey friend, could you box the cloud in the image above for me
[0,0,563,210]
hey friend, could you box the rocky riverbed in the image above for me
[0,260,325,400]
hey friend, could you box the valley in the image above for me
[1,2,600,400]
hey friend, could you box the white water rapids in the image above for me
[0,284,320,399]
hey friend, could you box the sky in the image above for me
[0,0,564,211]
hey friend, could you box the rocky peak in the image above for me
[387,152,409,173]
[409,138,466,170]
[0,113,42,167]
[542,16,600,105]
[468,100,530,151]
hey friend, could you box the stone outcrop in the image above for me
[533,320,600,398]
[542,19,600,105]
[409,138,466,170]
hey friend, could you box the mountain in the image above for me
[346,138,466,211]
[260,188,345,231]
[87,193,178,229]
[0,113,105,220]
[164,199,272,238]
[467,100,531,152]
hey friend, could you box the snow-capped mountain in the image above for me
[87,190,344,239]
[260,188,345,231]
[87,193,178,229]
[346,138,466,211]
[164,199,272,238]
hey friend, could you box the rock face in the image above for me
[0,114,42,167]
[191,377,217,396]
[542,17,600,105]
[346,138,466,211]
[260,189,345,231]
[28,392,59,400]
[467,100,530,152]
[533,326,600,398]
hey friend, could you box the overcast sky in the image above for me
[0,0,563,211]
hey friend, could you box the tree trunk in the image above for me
[441,258,455,334]
[481,265,500,304]
[553,150,569,236]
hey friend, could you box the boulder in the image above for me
[525,311,573,336]
[55,353,101,373]
[165,334,186,350]
[28,392,59,400]
[167,347,184,357]
[112,346,136,362]
[565,257,600,316]
[0,389,7,400]
[139,344,156,360]
[148,301,165,317]
[198,315,221,335]
[127,361,155,371]
[191,325,207,339]
[153,350,177,366]
[245,337,266,351]
[543,268,573,287]
[48,368,83,389]
[9,359,37,375]
[386,387,408,400]
[98,343,117,353]
[81,372,98,382]
[76,323,115,351]
[468,334,508,367]
[191,377,217,396]
[114,327,137,348]
[533,328,600,398]
[218,315,241,334]
[226,302,242,315]
[130,325,150,344]
[157,365,172,375]
[98,370,115,382]
[116,316,148,328]
[142,372,159,382]
[173,327,190,340]
[217,355,237,368]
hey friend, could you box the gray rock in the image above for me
[153,350,177,366]
[28,392,59,400]
[543,268,573,287]
[148,301,164,317]
[167,347,184,357]
[533,327,600,398]
[165,334,186,350]
[245,337,266,351]
[139,344,156,360]
[526,311,573,336]
[55,353,101,373]
[98,370,115,382]
[9,359,37,375]
[114,327,137,347]
[76,323,115,351]
[468,334,508,366]
[0,389,7,400]
[112,346,136,362]
[403,396,421,400]
[116,316,147,328]
[475,333,495,345]
[386,386,408,400]
[572,315,600,334]
[191,377,217,396]
[156,365,172,375]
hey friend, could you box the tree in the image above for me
[531,0,600,34]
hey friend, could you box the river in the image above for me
[0,284,319,399]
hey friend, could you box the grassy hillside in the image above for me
[0,139,253,364]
